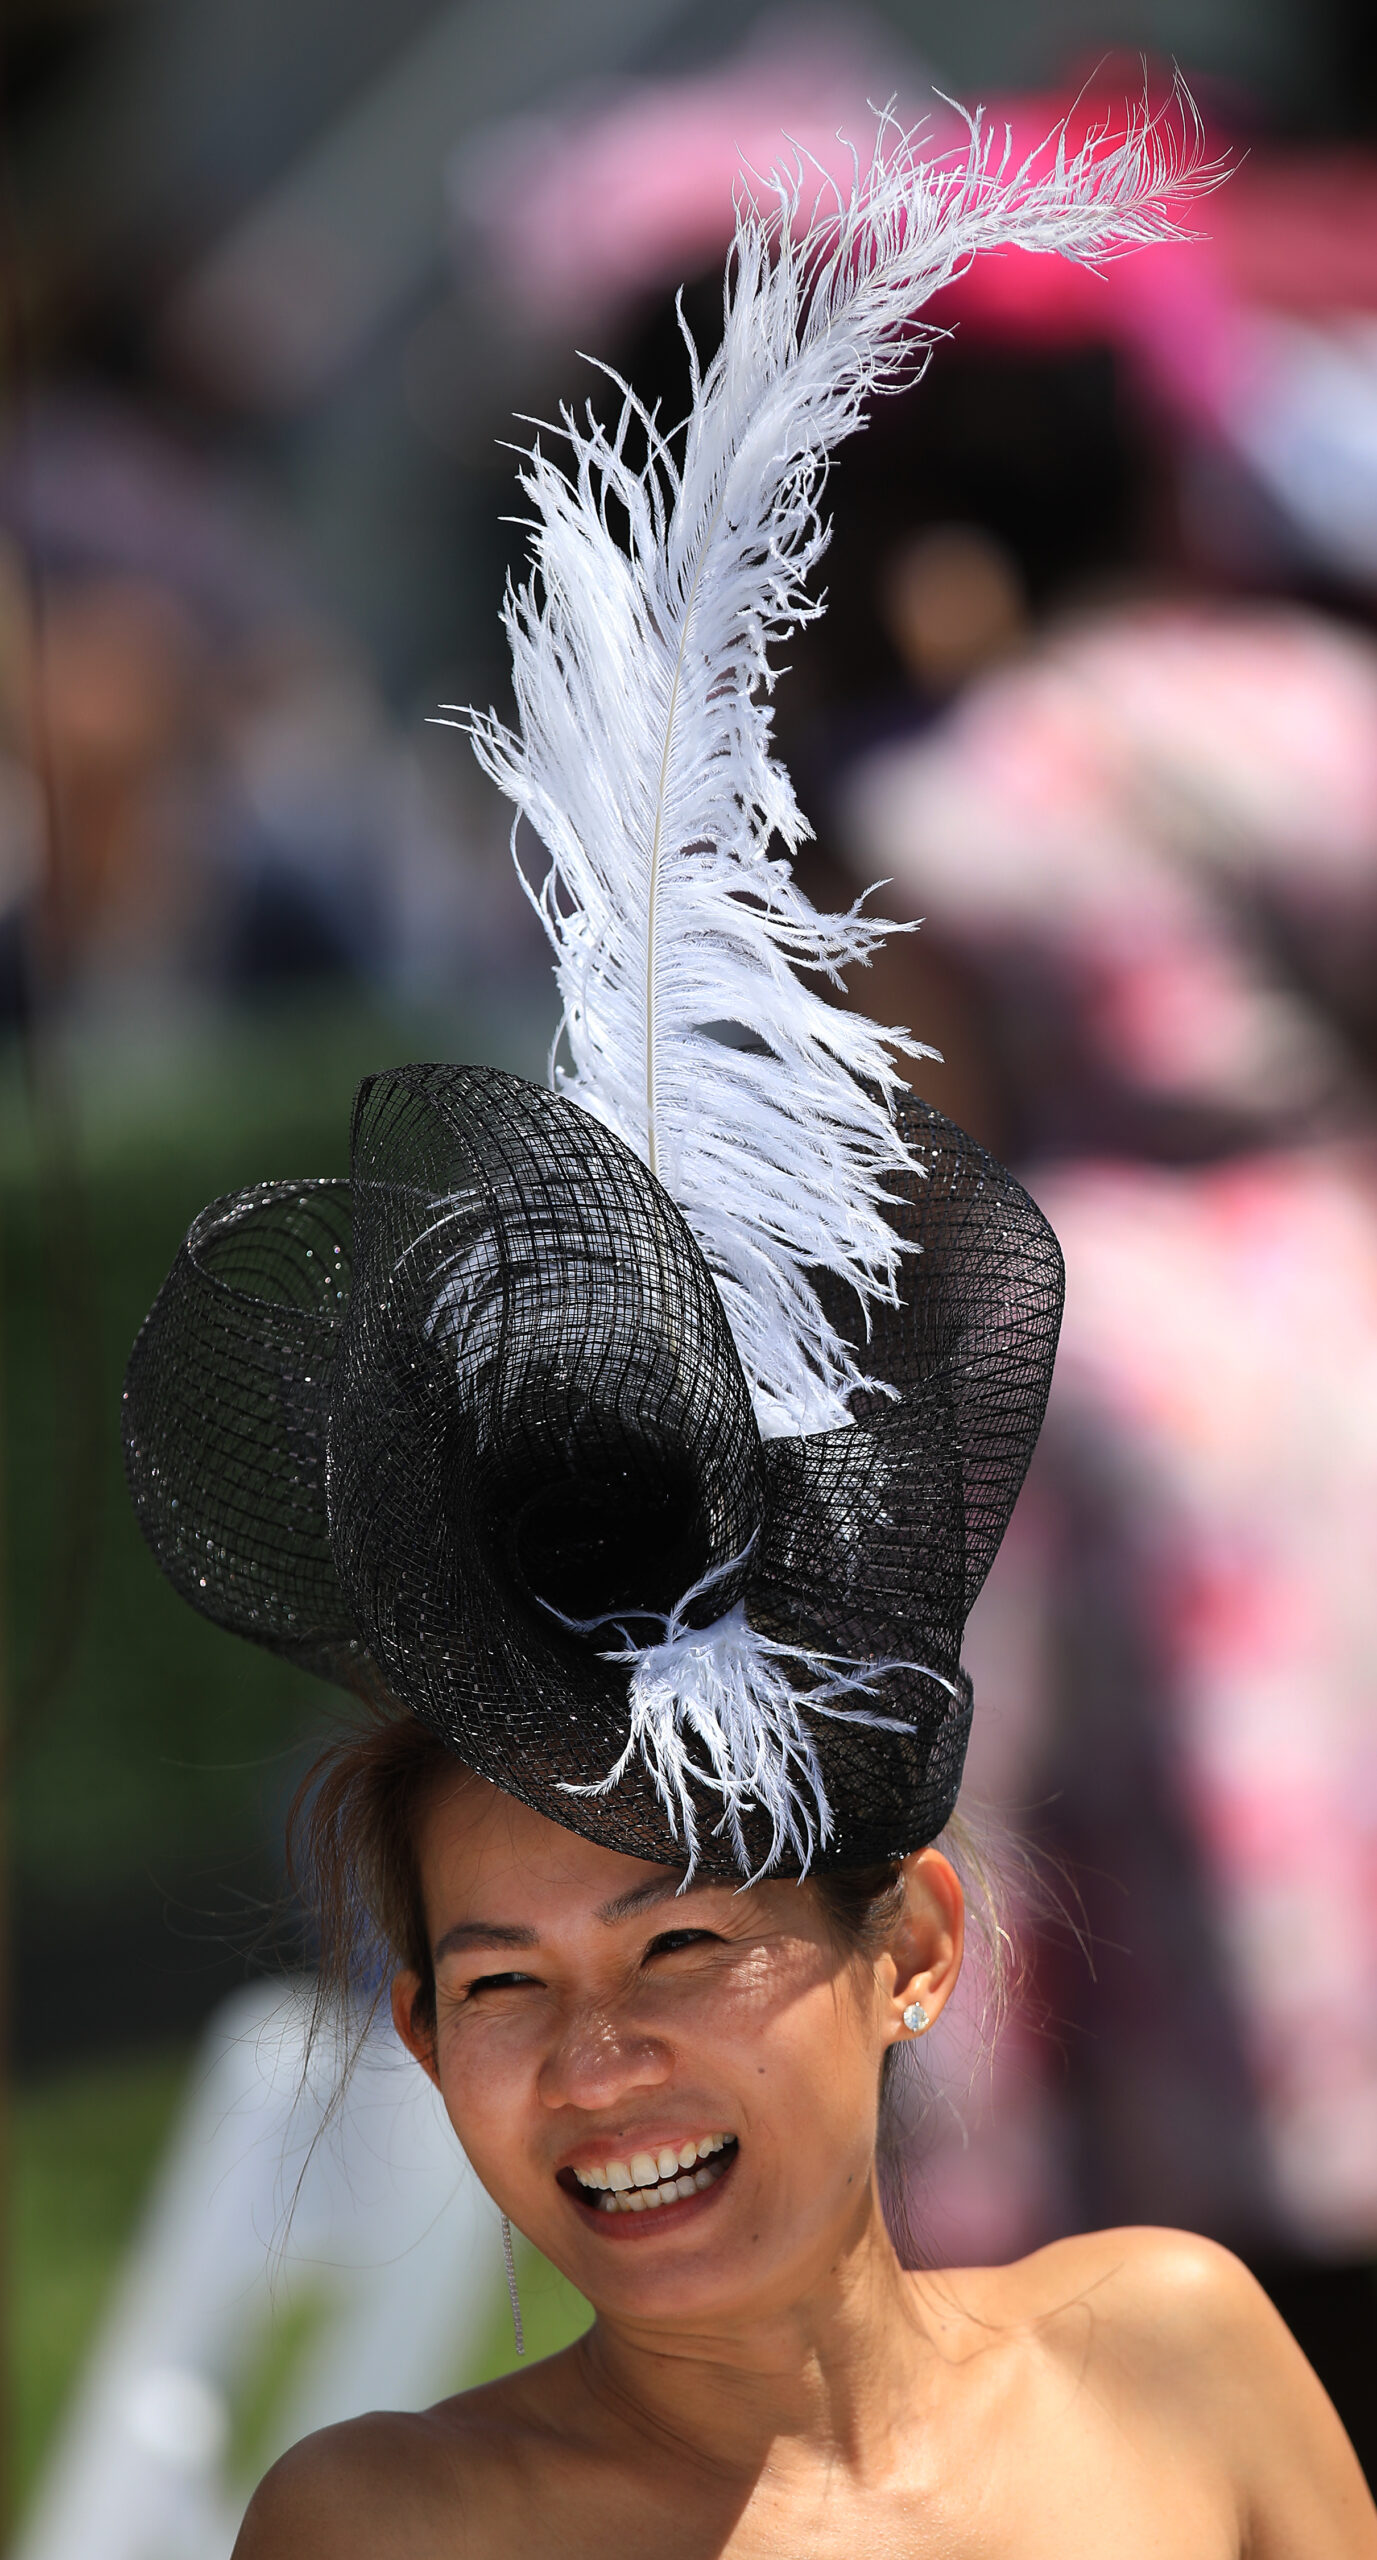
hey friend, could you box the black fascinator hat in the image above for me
[124,1062,1060,1875]
[114,101,1203,1875]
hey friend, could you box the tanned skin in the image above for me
[236,1777,1377,2560]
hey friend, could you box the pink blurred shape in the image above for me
[454,37,1377,474]
[450,12,946,333]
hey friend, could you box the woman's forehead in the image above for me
[419,1775,701,1926]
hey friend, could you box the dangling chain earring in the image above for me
[903,2000,930,2033]
[500,2213,526,2357]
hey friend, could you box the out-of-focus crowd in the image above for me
[0,398,530,1043]
[845,571,1377,2473]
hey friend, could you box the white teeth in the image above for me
[590,2147,736,2215]
[573,2134,735,2197]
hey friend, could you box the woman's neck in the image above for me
[574,2180,942,2484]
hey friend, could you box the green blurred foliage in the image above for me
[12,2048,189,2515]
[464,2228,593,2387]
[226,2280,342,2494]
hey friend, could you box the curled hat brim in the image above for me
[124,1064,1062,1872]
[122,1175,373,1689]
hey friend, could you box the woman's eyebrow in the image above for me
[432,1919,537,1960]
[595,1875,725,1925]
[432,1876,726,1960]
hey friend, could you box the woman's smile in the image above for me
[560,2132,739,2230]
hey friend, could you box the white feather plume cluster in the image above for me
[558,1573,957,1881]
[454,87,1218,1441]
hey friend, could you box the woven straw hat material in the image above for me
[124,1063,1063,1872]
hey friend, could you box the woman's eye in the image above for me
[644,1928,719,1960]
[465,1970,537,1995]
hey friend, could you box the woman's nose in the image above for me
[537,2004,672,2112]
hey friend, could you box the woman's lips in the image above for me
[559,2137,738,2234]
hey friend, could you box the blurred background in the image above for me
[4,0,1377,2544]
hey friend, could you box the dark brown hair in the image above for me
[287,1708,457,2041]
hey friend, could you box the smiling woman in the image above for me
[121,94,1376,2560]
[235,1719,1376,2560]
[291,1710,958,2251]
[386,1760,962,2299]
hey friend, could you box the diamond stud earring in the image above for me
[902,2000,930,2034]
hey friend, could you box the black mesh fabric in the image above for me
[121,1178,372,1690]
[123,1062,1064,1872]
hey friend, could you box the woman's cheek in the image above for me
[702,1937,855,2063]
[763,1972,881,2139]
[690,1932,829,2023]
[435,2007,540,2157]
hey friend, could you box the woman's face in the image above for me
[393,1775,962,2332]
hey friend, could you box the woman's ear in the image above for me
[880,1846,965,2045]
[390,1972,440,2085]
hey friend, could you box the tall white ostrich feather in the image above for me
[442,91,1219,1872]
[452,88,1219,1441]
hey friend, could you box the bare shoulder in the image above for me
[999,2222,1282,2351]
[232,2412,454,2559]
[994,2229,1377,2557]
[232,2369,563,2560]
